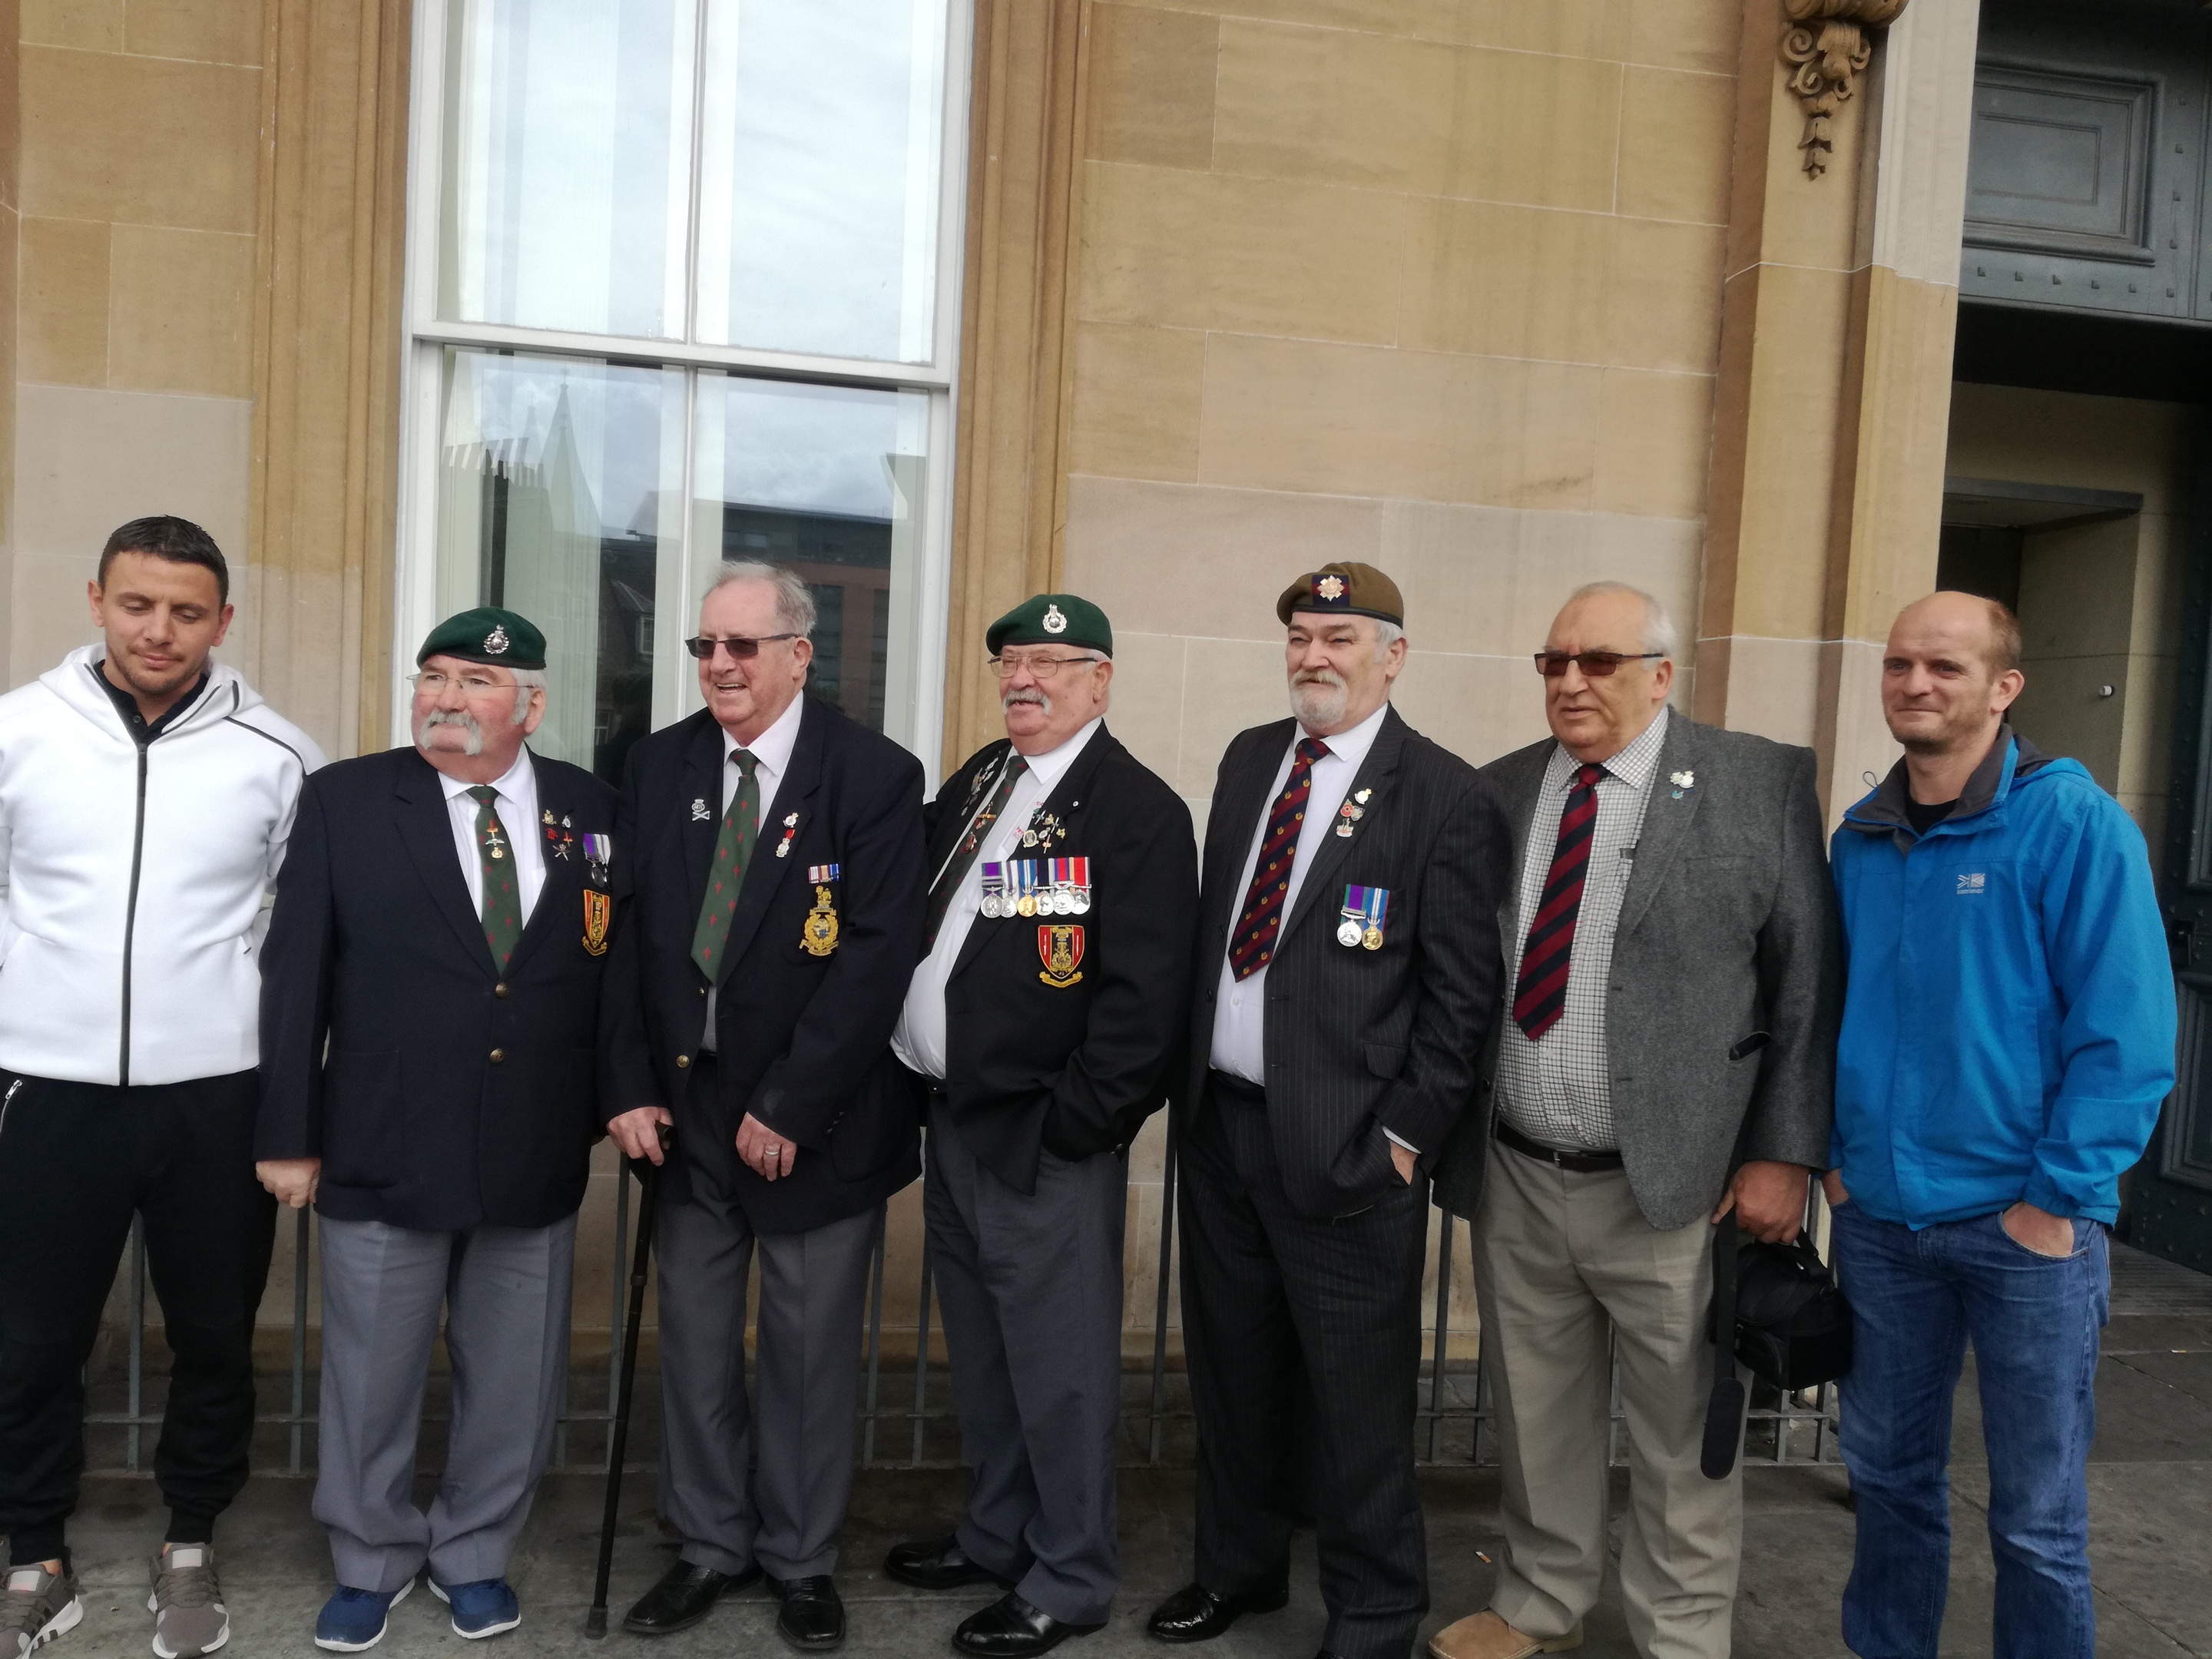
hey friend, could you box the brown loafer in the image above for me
[1429,1609,1583,1659]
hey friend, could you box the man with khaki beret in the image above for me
[886,594,1197,1657]
[1149,564,1513,1659]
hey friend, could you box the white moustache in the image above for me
[1002,688,1052,715]
[416,707,485,757]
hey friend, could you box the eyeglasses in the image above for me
[409,671,517,697]
[1534,651,1666,678]
[988,654,1105,680]
[686,634,800,661]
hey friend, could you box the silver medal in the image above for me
[1053,889,1075,916]
[1336,918,1364,948]
[1070,889,1091,915]
[981,893,1001,919]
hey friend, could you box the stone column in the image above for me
[942,0,1092,773]
[1700,0,1980,816]
[247,0,412,759]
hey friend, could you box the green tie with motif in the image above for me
[691,750,761,979]
[466,784,523,969]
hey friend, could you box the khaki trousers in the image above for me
[1475,1142,1742,1659]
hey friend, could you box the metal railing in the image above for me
[84,1122,1840,1475]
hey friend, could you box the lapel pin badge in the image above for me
[1669,769,1695,800]
[690,797,711,821]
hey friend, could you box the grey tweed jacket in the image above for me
[1429,714,1843,1231]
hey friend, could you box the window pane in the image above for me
[435,349,687,781]
[694,0,948,362]
[690,375,929,736]
[439,0,695,338]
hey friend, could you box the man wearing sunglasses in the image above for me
[1427,583,1843,1659]
[882,594,1196,1658]
[601,561,926,1651]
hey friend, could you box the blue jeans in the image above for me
[1830,1200,2107,1659]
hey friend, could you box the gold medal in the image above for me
[1016,893,1038,917]
[1363,923,1384,951]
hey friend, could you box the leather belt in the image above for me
[1495,1118,1624,1173]
[1207,1068,1267,1106]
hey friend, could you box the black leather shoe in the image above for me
[767,1574,845,1651]
[622,1560,761,1635]
[953,1591,1103,1657]
[885,1536,1010,1591]
[1145,1579,1290,1643]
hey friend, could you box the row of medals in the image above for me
[1337,916,1386,951]
[982,879,1091,919]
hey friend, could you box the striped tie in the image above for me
[1511,762,1605,1041]
[1227,737,1330,981]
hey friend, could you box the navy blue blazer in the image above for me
[256,745,621,1232]
[601,697,927,1234]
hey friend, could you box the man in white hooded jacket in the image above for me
[0,517,323,1659]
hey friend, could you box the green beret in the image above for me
[1277,561,1405,628]
[987,593,1113,657]
[416,606,548,671]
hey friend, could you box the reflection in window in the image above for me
[435,349,685,780]
[439,0,694,338]
[695,0,947,361]
[692,375,928,732]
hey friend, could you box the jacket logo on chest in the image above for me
[1956,871,1986,895]
[1038,924,1084,988]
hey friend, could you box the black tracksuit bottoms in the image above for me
[0,1068,275,1564]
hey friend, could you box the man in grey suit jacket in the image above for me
[1147,563,1513,1659]
[1428,583,1842,1659]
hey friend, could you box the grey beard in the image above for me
[416,708,485,757]
[1290,676,1347,729]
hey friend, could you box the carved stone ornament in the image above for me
[1782,0,1909,175]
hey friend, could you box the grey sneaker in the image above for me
[2,1565,82,1657]
[147,1546,228,1657]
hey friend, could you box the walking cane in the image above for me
[587,1129,668,1638]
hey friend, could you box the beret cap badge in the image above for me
[1315,575,1347,602]
[484,624,510,655]
[1042,603,1068,634]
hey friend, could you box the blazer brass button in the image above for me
[677,1054,691,1069]
[495,983,510,998]
[489,1048,505,1063]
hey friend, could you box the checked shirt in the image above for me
[1496,707,1670,1153]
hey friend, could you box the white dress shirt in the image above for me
[439,748,546,926]
[700,691,807,1051]
[1495,705,1671,1151]
[892,717,1104,1080]
[1208,702,1389,1092]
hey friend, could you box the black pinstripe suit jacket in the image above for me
[1174,705,1514,1219]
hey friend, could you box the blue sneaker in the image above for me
[429,1578,521,1640]
[313,1579,412,1652]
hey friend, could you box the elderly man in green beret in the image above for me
[883,594,1197,1657]
[257,607,623,1651]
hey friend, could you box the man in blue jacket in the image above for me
[1827,591,2174,1659]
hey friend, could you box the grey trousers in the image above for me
[313,1213,576,1594]
[1475,1142,1743,1659]
[654,1145,879,1580]
[925,1107,1128,1627]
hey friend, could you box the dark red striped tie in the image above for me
[1512,762,1605,1040]
[1228,737,1330,981]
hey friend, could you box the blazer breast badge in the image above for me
[801,864,841,957]
[581,889,611,957]
[1037,923,1084,988]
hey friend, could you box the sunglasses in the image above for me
[686,633,799,661]
[1534,651,1666,677]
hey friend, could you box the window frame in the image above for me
[390,0,974,781]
